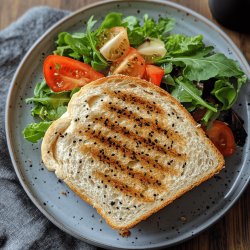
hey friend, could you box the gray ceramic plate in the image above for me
[5,0,250,249]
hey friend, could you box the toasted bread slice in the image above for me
[41,75,224,230]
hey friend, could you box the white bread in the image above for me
[41,75,224,230]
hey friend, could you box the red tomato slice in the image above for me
[145,65,164,86]
[110,48,146,78]
[206,120,236,157]
[43,55,104,92]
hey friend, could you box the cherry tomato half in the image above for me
[99,27,130,62]
[145,65,164,86]
[43,55,104,92]
[110,47,146,78]
[206,120,236,157]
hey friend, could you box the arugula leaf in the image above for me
[26,80,78,121]
[86,16,108,70]
[33,80,52,97]
[23,80,79,142]
[56,32,68,46]
[54,32,88,61]
[26,90,71,108]
[54,17,109,71]
[158,17,175,35]
[54,32,75,57]
[123,16,139,30]
[127,28,145,47]
[165,34,211,57]
[31,105,67,121]
[236,74,247,91]
[172,77,202,103]
[161,63,173,74]
[125,15,175,47]
[201,109,220,126]
[173,77,217,112]
[23,121,53,143]
[160,53,245,81]
[122,16,144,46]
[54,45,74,58]
[64,34,91,57]
[142,15,175,39]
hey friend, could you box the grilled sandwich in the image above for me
[41,75,224,230]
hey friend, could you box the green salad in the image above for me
[23,12,247,156]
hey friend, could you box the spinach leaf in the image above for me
[23,121,53,143]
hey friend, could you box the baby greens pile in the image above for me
[23,80,79,142]
[23,12,247,143]
[54,13,175,71]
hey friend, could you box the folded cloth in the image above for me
[0,7,97,250]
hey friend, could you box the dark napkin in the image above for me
[0,6,97,250]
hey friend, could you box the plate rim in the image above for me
[5,0,250,249]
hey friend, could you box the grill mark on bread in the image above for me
[105,89,164,115]
[94,171,154,202]
[80,145,165,195]
[102,103,184,146]
[81,128,179,176]
[92,116,185,160]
